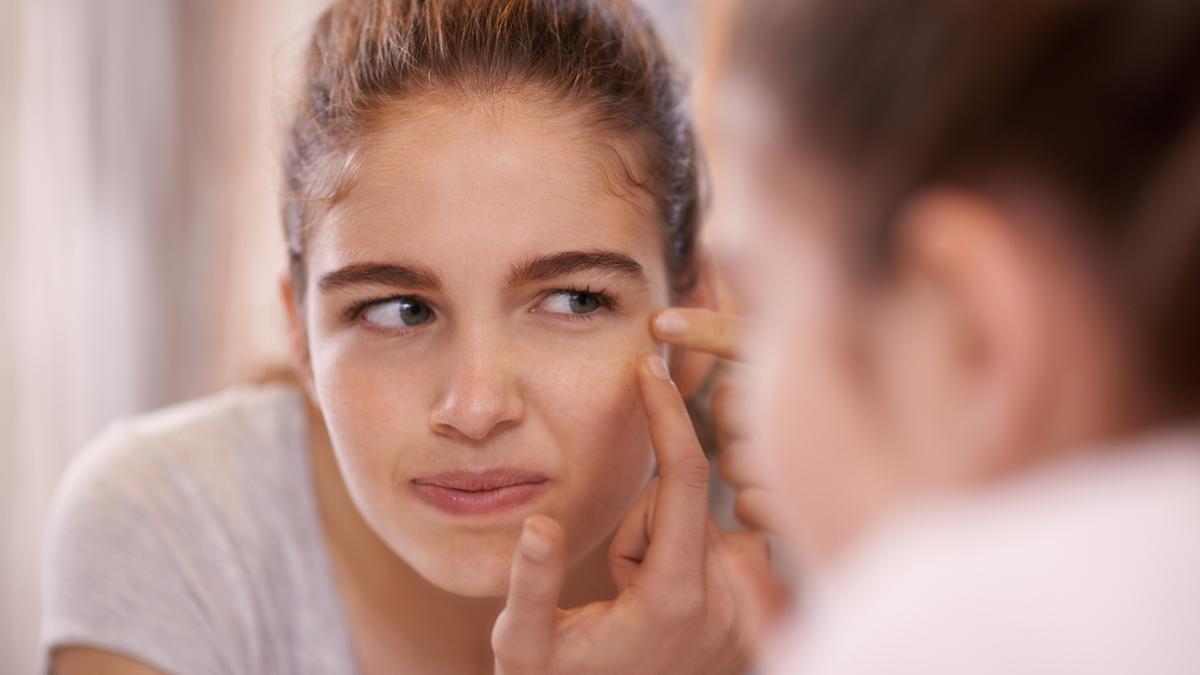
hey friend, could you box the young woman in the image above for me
[656,0,1200,672]
[40,2,762,673]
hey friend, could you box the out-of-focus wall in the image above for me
[1,2,20,561]
[0,0,21,658]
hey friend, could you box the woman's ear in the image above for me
[669,246,723,398]
[278,271,316,397]
[881,189,1057,483]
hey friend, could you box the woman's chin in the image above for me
[427,564,511,597]
[401,539,517,598]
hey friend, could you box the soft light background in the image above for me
[0,1,714,671]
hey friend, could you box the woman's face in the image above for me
[297,94,668,596]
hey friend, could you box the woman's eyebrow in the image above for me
[318,262,442,293]
[506,250,647,286]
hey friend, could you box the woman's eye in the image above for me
[361,297,434,328]
[539,290,605,316]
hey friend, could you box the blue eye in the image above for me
[362,297,434,328]
[538,290,606,316]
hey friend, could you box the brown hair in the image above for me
[736,0,1200,413]
[282,0,700,301]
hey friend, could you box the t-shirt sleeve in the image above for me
[40,422,229,675]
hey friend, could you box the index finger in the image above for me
[652,308,748,361]
[635,354,711,591]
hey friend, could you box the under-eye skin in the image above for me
[346,295,436,331]
[534,288,618,321]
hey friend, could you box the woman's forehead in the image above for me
[309,204,666,296]
[349,91,656,213]
[308,96,665,284]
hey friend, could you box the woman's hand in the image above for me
[652,308,791,647]
[491,355,758,675]
[651,308,780,533]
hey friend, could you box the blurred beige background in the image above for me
[0,1,704,671]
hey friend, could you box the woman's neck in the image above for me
[305,402,614,674]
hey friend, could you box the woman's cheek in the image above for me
[310,335,432,515]
[524,327,657,550]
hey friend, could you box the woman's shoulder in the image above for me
[41,383,351,675]
[59,383,308,500]
[45,382,317,574]
[97,382,307,461]
[786,433,1200,675]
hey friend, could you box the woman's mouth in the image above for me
[410,470,551,516]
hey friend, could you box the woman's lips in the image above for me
[411,470,551,516]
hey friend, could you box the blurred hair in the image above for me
[282,0,701,302]
[736,0,1200,413]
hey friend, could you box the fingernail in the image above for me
[654,310,688,336]
[520,518,553,562]
[646,354,671,380]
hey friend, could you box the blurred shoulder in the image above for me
[55,383,309,504]
[784,433,1200,675]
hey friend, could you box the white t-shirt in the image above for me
[767,430,1200,675]
[41,384,359,674]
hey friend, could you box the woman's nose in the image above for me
[428,338,524,442]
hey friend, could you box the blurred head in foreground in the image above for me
[720,0,1200,566]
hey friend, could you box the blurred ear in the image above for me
[670,246,722,398]
[278,272,316,396]
[883,190,1052,482]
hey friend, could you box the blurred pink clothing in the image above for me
[768,430,1200,674]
